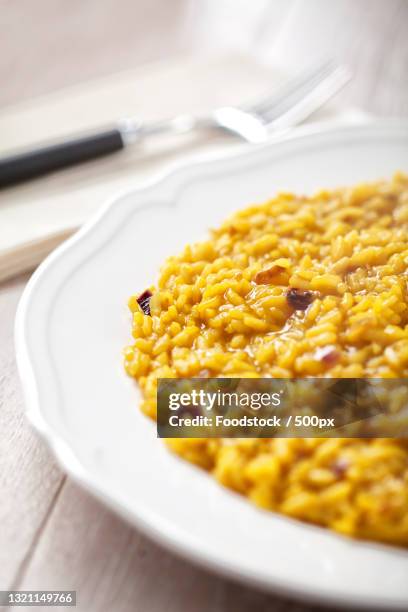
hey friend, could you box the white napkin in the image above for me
[0,52,367,283]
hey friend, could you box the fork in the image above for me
[0,61,350,188]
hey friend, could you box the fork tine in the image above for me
[211,63,351,144]
[245,60,339,118]
[263,65,352,129]
[258,65,348,124]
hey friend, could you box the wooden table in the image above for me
[1,2,407,610]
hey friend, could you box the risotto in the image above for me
[125,173,408,547]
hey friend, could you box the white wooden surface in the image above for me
[1,1,407,611]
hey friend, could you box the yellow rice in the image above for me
[125,173,408,547]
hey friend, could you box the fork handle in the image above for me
[0,129,125,188]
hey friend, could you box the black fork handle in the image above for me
[0,129,124,188]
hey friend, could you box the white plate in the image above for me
[16,121,408,610]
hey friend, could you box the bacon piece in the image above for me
[137,290,152,316]
[286,287,313,310]
[331,458,349,478]
[314,346,340,366]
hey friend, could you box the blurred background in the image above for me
[1,0,407,111]
[1,2,408,612]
